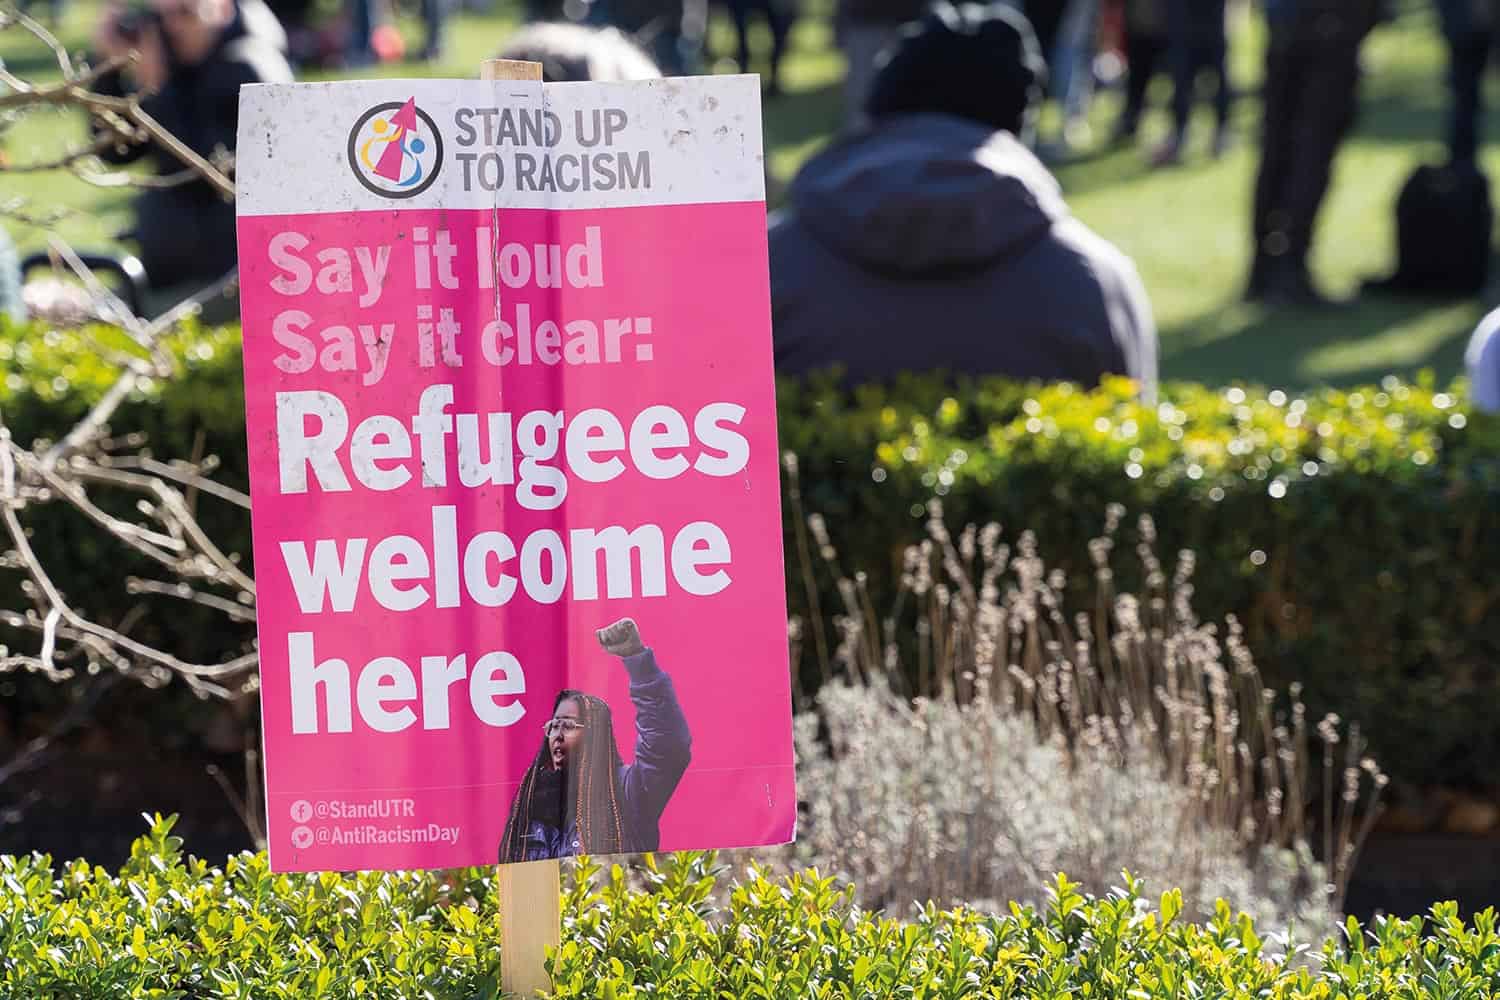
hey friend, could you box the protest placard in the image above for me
[235,72,794,875]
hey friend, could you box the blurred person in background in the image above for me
[0,66,17,325]
[770,1,1157,392]
[0,227,21,325]
[343,0,407,65]
[343,0,376,63]
[1150,0,1231,165]
[496,24,801,201]
[1437,0,1497,166]
[523,0,572,23]
[586,0,707,74]
[1467,305,1500,412]
[90,0,293,292]
[262,0,320,64]
[418,0,452,60]
[724,0,795,96]
[1022,0,1065,60]
[1245,0,1382,307]
[1036,0,1102,156]
[836,0,926,123]
[1109,0,1167,146]
[496,20,663,78]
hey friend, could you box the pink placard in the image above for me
[236,78,793,872]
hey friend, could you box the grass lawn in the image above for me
[1,0,1494,389]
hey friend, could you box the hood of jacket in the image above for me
[787,112,1069,278]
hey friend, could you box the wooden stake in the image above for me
[498,857,562,997]
[479,55,557,999]
[478,58,540,320]
[482,59,544,81]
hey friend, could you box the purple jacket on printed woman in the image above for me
[514,649,691,861]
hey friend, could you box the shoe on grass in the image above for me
[1149,139,1182,168]
[1258,271,1346,309]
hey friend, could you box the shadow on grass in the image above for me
[0,46,84,80]
[1047,89,1262,199]
[1357,92,1446,148]
[763,80,842,159]
[1160,288,1479,388]
[1050,141,1156,198]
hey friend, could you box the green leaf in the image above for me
[1160,890,1182,928]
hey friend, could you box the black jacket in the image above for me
[769,113,1157,392]
[95,0,290,177]
[93,0,291,286]
[1263,0,1384,44]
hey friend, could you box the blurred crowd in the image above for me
[1,0,1498,405]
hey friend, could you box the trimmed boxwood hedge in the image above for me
[3,816,1500,998]
[1,318,1497,790]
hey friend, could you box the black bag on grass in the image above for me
[1371,162,1493,296]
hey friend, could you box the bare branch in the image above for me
[0,197,69,227]
[0,56,139,112]
[127,105,236,199]
[0,19,257,723]
[0,514,257,684]
[0,31,233,197]
[109,455,252,510]
[144,266,240,335]
[39,606,62,674]
[74,165,202,190]
[1,608,133,676]
[74,326,156,371]
[0,424,13,498]
[127,577,257,622]
[43,237,163,357]
[2,423,258,693]
[23,453,187,562]
[0,4,76,77]
[66,461,256,595]
[42,367,151,472]
[0,134,116,173]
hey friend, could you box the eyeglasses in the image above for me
[543,719,585,737]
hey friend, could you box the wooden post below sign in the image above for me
[498,856,561,997]
[477,59,558,1000]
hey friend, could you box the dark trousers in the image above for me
[1448,32,1493,163]
[1249,32,1362,286]
[344,0,374,63]
[135,186,238,290]
[1119,29,1167,133]
[726,0,793,83]
[1025,0,1069,66]
[1168,0,1230,139]
[421,0,451,58]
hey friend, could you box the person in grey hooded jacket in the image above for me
[769,1,1156,393]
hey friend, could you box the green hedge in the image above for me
[781,374,1500,792]
[4,817,1500,998]
[2,318,1498,789]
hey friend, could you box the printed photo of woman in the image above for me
[498,618,692,862]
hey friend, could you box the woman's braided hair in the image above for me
[498,689,630,862]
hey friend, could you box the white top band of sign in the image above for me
[236,75,766,217]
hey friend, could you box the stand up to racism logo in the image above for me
[347,97,444,199]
